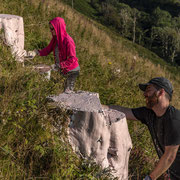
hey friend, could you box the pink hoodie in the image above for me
[39,17,79,74]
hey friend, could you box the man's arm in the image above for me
[102,105,138,121]
[149,145,179,180]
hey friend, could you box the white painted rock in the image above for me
[0,14,26,62]
[48,91,132,179]
[33,64,51,80]
[48,91,101,112]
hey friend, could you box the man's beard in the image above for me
[146,92,158,109]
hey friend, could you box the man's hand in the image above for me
[149,145,179,179]
[144,175,152,180]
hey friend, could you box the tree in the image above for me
[131,8,140,43]
[116,3,133,38]
[100,3,119,26]
[151,26,180,63]
[90,0,99,9]
[152,7,172,27]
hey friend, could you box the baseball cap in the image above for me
[139,77,173,98]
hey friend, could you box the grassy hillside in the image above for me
[0,0,180,179]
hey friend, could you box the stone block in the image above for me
[0,14,26,62]
[48,91,132,179]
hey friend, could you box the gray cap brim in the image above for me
[139,83,150,91]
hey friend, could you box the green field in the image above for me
[0,0,180,179]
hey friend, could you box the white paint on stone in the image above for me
[48,91,101,112]
[33,64,52,80]
[48,91,132,179]
[0,14,27,63]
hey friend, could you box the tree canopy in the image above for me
[88,0,180,65]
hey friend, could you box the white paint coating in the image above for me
[48,91,132,179]
[0,14,26,62]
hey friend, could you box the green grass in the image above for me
[63,0,98,18]
[0,44,114,179]
[0,0,118,179]
[0,0,180,179]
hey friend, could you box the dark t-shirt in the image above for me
[132,106,180,179]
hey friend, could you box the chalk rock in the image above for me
[0,14,26,62]
[33,64,52,80]
[48,91,132,179]
[48,91,101,112]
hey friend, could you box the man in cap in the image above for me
[103,77,180,180]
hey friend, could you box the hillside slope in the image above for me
[0,0,180,179]
[64,0,180,65]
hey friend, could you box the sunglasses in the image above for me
[50,27,55,31]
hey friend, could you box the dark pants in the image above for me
[64,71,79,92]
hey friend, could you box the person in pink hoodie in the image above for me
[35,17,80,92]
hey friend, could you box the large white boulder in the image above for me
[0,14,26,62]
[48,91,132,179]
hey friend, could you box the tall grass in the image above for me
[0,0,180,179]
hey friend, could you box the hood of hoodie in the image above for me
[50,17,67,51]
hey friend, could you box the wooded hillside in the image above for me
[66,0,180,65]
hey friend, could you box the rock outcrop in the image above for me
[48,91,132,179]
